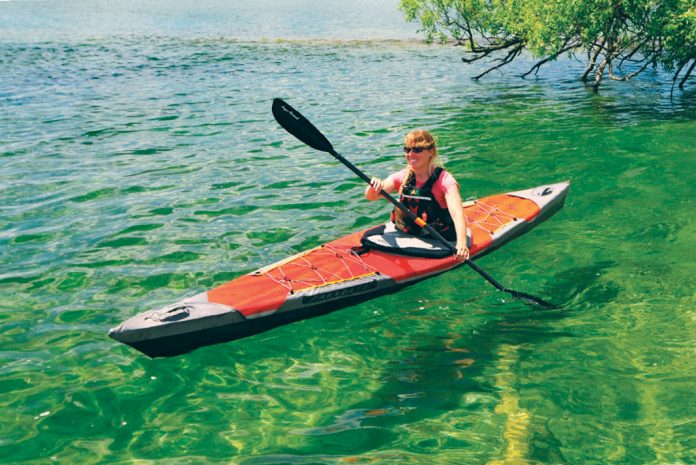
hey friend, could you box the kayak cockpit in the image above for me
[360,223,462,258]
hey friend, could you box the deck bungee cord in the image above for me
[250,244,379,295]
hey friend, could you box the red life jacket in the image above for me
[391,167,455,240]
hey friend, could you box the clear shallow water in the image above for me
[1,1,695,464]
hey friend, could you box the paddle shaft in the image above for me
[328,148,517,291]
[272,98,556,308]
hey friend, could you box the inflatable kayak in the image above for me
[109,181,569,357]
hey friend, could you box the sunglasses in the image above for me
[403,145,433,154]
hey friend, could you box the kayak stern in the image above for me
[108,296,245,357]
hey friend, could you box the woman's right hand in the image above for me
[365,176,394,201]
[369,177,384,194]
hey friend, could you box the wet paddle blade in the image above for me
[466,259,557,309]
[272,98,334,153]
[509,290,558,309]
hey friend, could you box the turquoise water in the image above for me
[1,1,695,464]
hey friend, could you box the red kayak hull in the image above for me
[109,182,569,357]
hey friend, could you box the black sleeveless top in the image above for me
[391,167,455,240]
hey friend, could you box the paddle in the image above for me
[272,98,556,309]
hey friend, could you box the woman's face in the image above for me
[403,144,433,172]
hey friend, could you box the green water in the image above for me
[1,1,695,464]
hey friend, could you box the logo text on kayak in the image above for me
[301,280,378,304]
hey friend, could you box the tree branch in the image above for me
[582,38,607,82]
[473,43,525,80]
[594,58,608,90]
[678,59,695,90]
[521,39,580,78]
[460,37,524,62]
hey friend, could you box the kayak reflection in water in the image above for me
[365,129,470,262]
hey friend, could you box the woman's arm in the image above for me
[444,185,470,261]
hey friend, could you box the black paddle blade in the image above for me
[466,259,557,309]
[508,290,558,309]
[272,98,334,153]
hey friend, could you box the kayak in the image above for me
[109,181,569,357]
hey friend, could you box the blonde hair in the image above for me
[403,129,444,178]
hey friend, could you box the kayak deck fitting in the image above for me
[109,181,570,357]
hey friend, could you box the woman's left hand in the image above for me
[455,244,469,262]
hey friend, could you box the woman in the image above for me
[364,129,469,262]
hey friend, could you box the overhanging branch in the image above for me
[521,39,581,78]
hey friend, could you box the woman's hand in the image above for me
[455,242,470,262]
[369,177,384,193]
[365,177,387,201]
